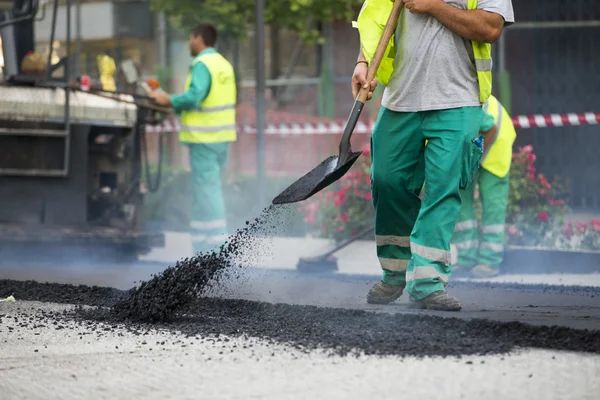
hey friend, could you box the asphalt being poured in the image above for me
[108,205,283,323]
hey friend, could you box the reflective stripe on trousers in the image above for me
[190,220,227,230]
[379,258,409,272]
[482,224,504,234]
[455,240,479,250]
[410,242,451,265]
[455,220,477,232]
[406,266,449,285]
[191,234,229,245]
[481,242,504,252]
[376,235,410,272]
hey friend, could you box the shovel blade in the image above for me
[272,151,362,205]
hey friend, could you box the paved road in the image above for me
[1,258,600,400]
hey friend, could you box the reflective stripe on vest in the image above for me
[353,0,493,102]
[179,52,237,144]
[468,0,493,103]
[480,95,517,178]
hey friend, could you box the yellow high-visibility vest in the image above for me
[179,52,237,144]
[480,95,516,178]
[352,0,493,103]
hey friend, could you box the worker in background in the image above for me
[150,23,237,254]
[353,0,514,311]
[452,94,516,277]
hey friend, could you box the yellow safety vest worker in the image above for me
[352,0,493,103]
[480,95,516,178]
[179,52,237,144]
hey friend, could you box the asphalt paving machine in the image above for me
[0,0,166,263]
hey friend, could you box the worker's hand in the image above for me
[352,62,377,101]
[149,90,171,106]
[403,0,440,14]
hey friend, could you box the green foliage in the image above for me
[149,0,364,42]
[154,65,172,89]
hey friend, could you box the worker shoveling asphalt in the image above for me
[272,1,404,206]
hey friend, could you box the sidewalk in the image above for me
[142,232,600,288]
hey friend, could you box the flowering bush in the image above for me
[502,144,569,247]
[301,142,600,251]
[503,145,600,250]
[300,142,374,242]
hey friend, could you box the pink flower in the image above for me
[527,153,537,163]
[474,185,480,200]
[365,175,371,186]
[547,198,565,206]
[508,225,518,236]
[591,220,600,232]
[564,223,574,238]
[365,192,373,201]
[520,145,534,154]
[304,214,315,225]
[538,174,551,189]
[341,213,349,223]
[577,222,588,234]
[537,211,549,222]
[333,186,350,207]
[361,142,371,156]
[538,189,548,196]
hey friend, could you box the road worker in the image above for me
[352,0,514,310]
[452,94,516,277]
[150,24,237,254]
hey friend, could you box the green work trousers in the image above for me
[453,168,510,269]
[371,106,484,301]
[188,142,231,254]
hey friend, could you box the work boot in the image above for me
[410,291,462,311]
[366,281,405,304]
[471,264,500,278]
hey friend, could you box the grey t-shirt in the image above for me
[381,0,515,112]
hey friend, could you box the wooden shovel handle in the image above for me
[357,0,404,103]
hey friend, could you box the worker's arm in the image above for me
[351,48,377,100]
[169,62,211,114]
[403,0,509,43]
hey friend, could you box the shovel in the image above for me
[272,0,404,205]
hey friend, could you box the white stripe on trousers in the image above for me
[191,234,229,244]
[410,242,451,264]
[376,235,410,247]
[455,240,479,250]
[482,224,505,234]
[481,242,504,252]
[378,258,409,272]
[455,220,478,232]
[406,266,449,285]
[190,220,227,230]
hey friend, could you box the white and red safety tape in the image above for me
[512,112,600,129]
[145,111,600,135]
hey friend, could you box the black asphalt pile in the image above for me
[109,206,283,323]
[0,279,123,307]
[1,278,599,358]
